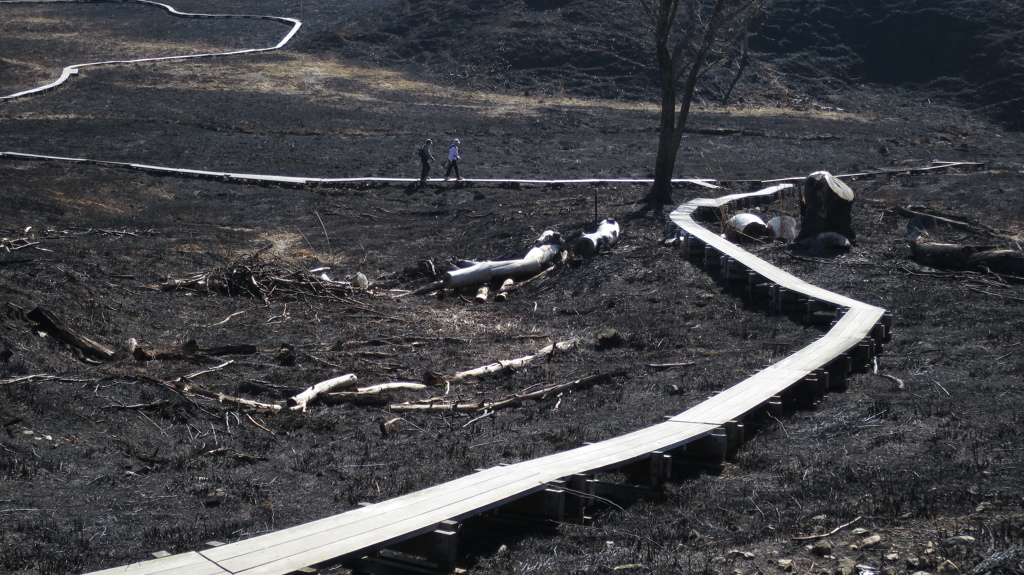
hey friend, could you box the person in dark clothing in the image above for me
[418,139,435,185]
[443,139,463,181]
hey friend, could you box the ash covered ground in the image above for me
[1,1,1023,574]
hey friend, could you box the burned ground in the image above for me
[1,1,1024,575]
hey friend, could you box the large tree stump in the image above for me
[796,171,856,242]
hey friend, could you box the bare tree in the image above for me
[638,0,768,206]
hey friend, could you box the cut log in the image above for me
[493,278,515,302]
[573,219,620,257]
[767,216,798,242]
[27,306,116,361]
[965,250,1024,276]
[288,374,358,411]
[907,229,1024,275]
[908,236,979,268]
[474,285,489,304]
[443,230,563,289]
[724,213,768,243]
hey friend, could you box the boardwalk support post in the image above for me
[674,427,728,472]
[827,354,851,391]
[564,474,596,524]
[495,485,565,524]
[350,520,460,575]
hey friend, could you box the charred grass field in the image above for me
[1,1,1024,574]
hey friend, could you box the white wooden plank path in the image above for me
[0,0,302,101]
[78,182,889,575]
[0,151,721,188]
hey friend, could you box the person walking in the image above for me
[443,138,463,181]
[417,139,434,186]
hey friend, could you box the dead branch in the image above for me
[447,339,577,384]
[793,516,862,541]
[139,361,281,413]
[288,374,358,411]
[647,361,697,369]
[877,373,906,389]
[26,306,117,361]
[356,382,426,393]
[968,287,1024,302]
[390,373,610,414]
[246,413,275,434]
[133,339,258,361]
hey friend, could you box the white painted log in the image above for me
[573,219,620,258]
[443,230,563,289]
[288,374,358,411]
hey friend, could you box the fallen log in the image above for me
[908,235,980,268]
[907,230,1024,275]
[443,230,563,289]
[573,219,620,257]
[965,250,1024,276]
[134,339,258,361]
[447,339,576,384]
[288,374,358,411]
[27,306,116,361]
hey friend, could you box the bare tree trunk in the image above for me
[638,0,766,207]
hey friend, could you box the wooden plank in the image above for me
[207,421,718,574]
[85,551,227,575]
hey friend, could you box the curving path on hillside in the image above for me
[0,0,301,101]
[81,182,891,575]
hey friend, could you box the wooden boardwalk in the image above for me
[85,183,890,575]
[0,0,302,101]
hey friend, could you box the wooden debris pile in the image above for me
[160,253,356,299]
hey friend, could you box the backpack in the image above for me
[417,146,428,160]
